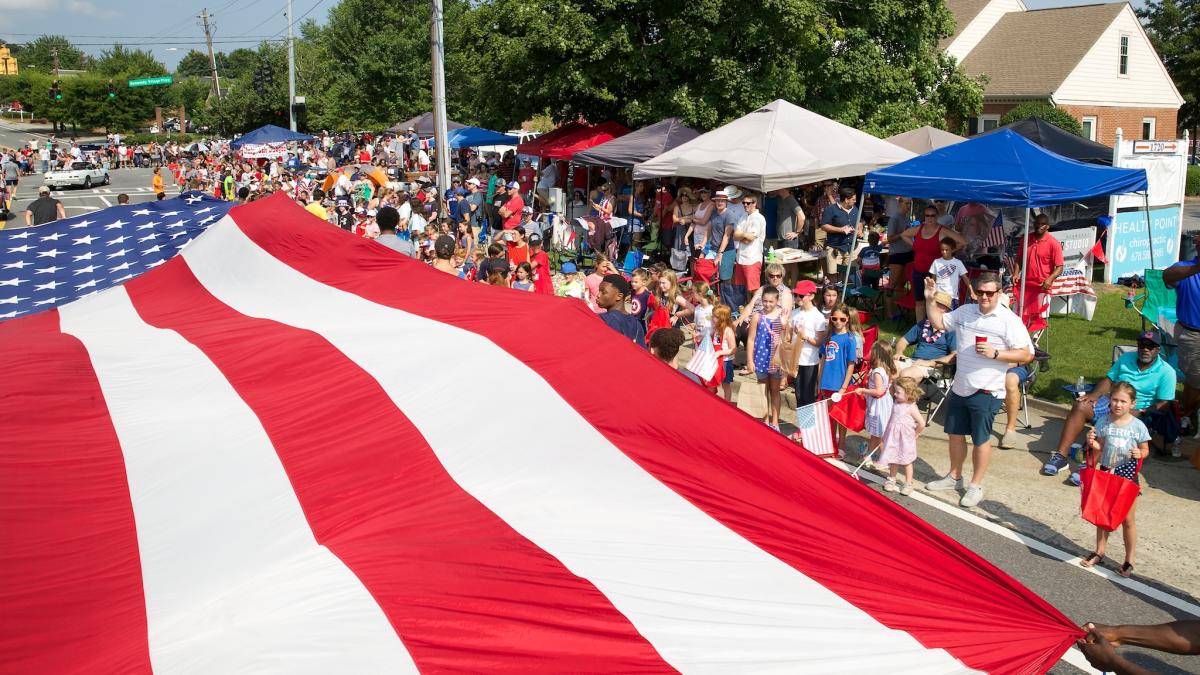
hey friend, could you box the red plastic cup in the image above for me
[975,335,987,346]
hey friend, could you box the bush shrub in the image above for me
[999,102,1084,136]
[1188,165,1200,197]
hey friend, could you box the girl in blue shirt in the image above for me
[818,304,860,450]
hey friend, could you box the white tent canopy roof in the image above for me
[633,99,915,191]
[885,125,966,154]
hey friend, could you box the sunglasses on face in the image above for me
[976,289,999,298]
[742,201,755,205]
[830,316,848,323]
[768,273,783,279]
[1138,342,1159,349]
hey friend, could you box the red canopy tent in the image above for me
[515,122,589,157]
[518,121,630,160]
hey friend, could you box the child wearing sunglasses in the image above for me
[818,304,860,451]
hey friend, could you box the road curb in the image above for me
[1026,395,1072,417]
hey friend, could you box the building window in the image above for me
[1142,117,1156,140]
[979,114,1000,133]
[1119,35,1129,75]
[1081,116,1097,141]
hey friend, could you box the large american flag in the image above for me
[983,210,1007,251]
[0,192,232,321]
[0,193,1081,674]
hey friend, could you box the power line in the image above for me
[267,0,328,40]
[2,39,285,47]
[1,32,280,40]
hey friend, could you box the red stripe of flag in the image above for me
[230,194,1081,674]
[0,311,153,674]
[125,261,675,674]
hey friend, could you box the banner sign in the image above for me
[1105,206,1182,281]
[1049,227,1097,320]
[239,142,289,159]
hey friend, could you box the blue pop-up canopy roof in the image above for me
[231,124,314,149]
[863,129,1146,207]
[445,126,519,149]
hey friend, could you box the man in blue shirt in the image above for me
[820,186,860,284]
[1045,331,1177,473]
[895,311,958,384]
[1165,234,1200,437]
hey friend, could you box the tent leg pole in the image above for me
[840,191,868,304]
[1018,209,1031,317]
[1144,192,1155,271]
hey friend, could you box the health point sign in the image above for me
[1106,206,1182,281]
[128,76,173,88]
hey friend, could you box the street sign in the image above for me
[128,76,173,88]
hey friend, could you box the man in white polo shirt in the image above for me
[922,272,1034,508]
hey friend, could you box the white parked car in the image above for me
[44,161,110,189]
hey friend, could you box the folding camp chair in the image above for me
[924,362,956,424]
[851,324,879,385]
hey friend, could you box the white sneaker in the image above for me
[883,479,899,493]
[900,483,915,497]
[925,475,963,492]
[960,484,985,508]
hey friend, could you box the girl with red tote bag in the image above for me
[1078,383,1148,578]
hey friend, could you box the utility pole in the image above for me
[199,9,222,101]
[430,0,451,199]
[51,47,59,76]
[287,0,297,132]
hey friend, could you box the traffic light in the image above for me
[263,63,274,87]
[49,80,62,101]
[253,65,266,95]
[107,79,116,98]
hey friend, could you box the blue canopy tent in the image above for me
[231,124,315,149]
[856,129,1149,311]
[445,126,519,149]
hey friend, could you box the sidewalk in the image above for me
[699,352,1200,599]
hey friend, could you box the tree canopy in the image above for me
[4,35,87,72]
[5,1,987,139]
[1138,0,1198,133]
[1000,102,1083,136]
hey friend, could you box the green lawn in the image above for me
[870,287,1148,405]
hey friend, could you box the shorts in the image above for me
[944,390,1003,446]
[1006,365,1029,387]
[718,248,737,281]
[888,250,914,267]
[1175,326,1200,388]
[824,247,850,275]
[3,179,16,186]
[912,270,932,303]
[734,262,763,291]
[723,359,734,384]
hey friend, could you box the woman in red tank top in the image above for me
[901,204,967,321]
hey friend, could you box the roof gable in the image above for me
[940,0,994,49]
[961,2,1124,98]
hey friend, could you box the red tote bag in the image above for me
[1079,452,1142,532]
[828,384,866,432]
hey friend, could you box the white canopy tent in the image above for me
[885,126,966,154]
[632,99,915,191]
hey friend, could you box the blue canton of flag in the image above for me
[0,192,233,321]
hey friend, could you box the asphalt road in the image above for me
[0,119,167,227]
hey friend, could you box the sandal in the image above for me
[1080,552,1104,568]
[1119,561,1135,578]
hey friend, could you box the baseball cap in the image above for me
[792,280,817,296]
[561,261,578,274]
[506,181,520,189]
[38,185,50,194]
[712,189,730,199]
[528,233,543,246]
[434,234,456,257]
[466,177,481,186]
[522,206,533,214]
[1138,330,1161,346]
